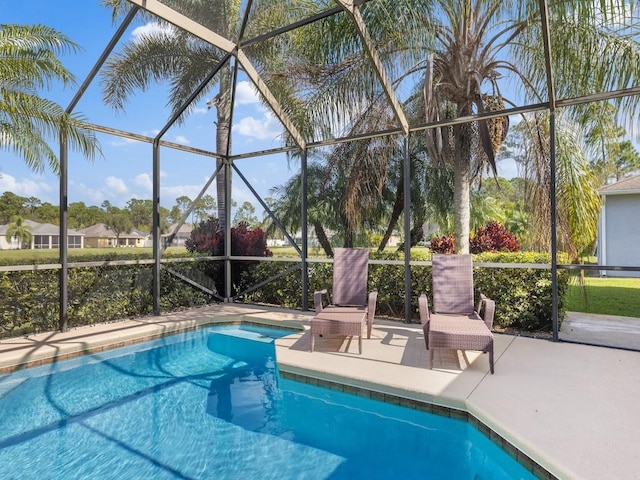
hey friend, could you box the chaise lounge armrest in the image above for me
[418,293,430,326]
[314,288,330,314]
[476,293,496,330]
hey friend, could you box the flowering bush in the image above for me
[186,218,271,296]
[430,222,520,254]
[428,234,456,254]
[470,222,520,253]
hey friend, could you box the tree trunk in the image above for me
[378,179,404,251]
[453,120,472,254]
[343,217,354,248]
[216,65,232,231]
[314,221,333,257]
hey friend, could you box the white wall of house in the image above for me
[0,236,19,250]
[598,193,640,277]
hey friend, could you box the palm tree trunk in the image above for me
[314,221,333,257]
[344,217,354,248]
[216,66,232,231]
[379,179,404,251]
[453,120,472,254]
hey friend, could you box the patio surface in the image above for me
[1,304,639,480]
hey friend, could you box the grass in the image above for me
[565,276,640,318]
[0,247,187,262]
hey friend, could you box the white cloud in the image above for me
[131,22,174,42]
[235,81,261,105]
[0,173,54,199]
[104,176,128,195]
[134,173,153,191]
[109,137,143,147]
[233,111,282,141]
[162,184,207,202]
[174,135,190,145]
[69,181,110,206]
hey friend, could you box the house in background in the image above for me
[0,220,84,250]
[162,223,194,247]
[598,174,640,277]
[81,223,148,248]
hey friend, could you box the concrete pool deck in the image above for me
[0,304,638,480]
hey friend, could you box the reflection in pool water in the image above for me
[0,324,535,479]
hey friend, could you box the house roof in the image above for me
[81,223,148,239]
[599,174,640,195]
[164,223,194,236]
[0,219,84,236]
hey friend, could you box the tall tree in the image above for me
[611,140,640,181]
[0,24,99,172]
[126,198,153,230]
[0,191,28,223]
[262,0,640,254]
[191,194,216,224]
[104,209,134,245]
[34,202,60,225]
[515,112,601,260]
[233,201,259,228]
[4,215,32,249]
[265,161,339,257]
[101,0,239,231]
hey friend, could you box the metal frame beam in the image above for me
[335,0,409,134]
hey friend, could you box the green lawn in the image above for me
[565,276,640,318]
[0,247,187,262]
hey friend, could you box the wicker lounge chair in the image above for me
[311,248,378,353]
[418,254,496,373]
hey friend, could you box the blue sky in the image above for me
[0,0,518,214]
[0,0,291,213]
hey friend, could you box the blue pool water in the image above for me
[0,325,536,479]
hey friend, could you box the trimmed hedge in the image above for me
[0,250,568,339]
[242,250,569,332]
[0,257,211,339]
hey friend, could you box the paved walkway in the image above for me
[1,304,639,480]
[561,311,640,351]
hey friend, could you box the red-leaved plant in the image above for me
[185,218,271,296]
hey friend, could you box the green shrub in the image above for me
[0,256,212,339]
[473,252,569,331]
[0,249,569,338]
[243,250,569,333]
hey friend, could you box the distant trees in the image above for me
[104,209,134,243]
[233,201,259,229]
[0,193,187,235]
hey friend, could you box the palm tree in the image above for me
[516,112,602,261]
[101,0,240,231]
[0,24,99,173]
[5,215,32,249]
[261,0,640,254]
[265,160,340,257]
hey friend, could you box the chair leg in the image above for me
[358,334,362,354]
[310,332,314,352]
[428,347,434,369]
[488,342,494,374]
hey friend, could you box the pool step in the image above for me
[207,329,275,365]
[0,377,27,400]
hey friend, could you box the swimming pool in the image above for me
[0,324,535,479]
